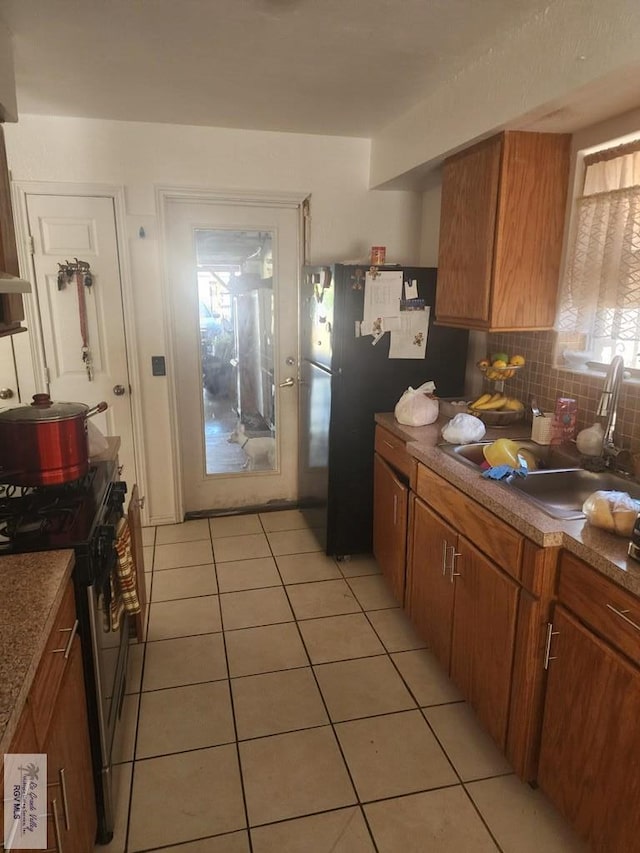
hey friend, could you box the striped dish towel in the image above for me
[115,516,141,616]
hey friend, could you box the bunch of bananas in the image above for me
[469,393,525,412]
[477,352,525,381]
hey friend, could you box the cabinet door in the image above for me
[45,636,97,853]
[538,606,640,852]
[407,496,457,670]
[436,134,501,326]
[450,538,519,749]
[373,454,408,604]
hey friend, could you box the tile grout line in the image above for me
[209,522,256,853]
[262,518,381,853]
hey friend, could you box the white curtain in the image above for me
[556,147,640,340]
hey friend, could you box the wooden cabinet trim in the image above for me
[374,425,415,480]
[415,464,523,580]
[558,551,640,667]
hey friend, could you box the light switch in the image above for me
[151,356,166,376]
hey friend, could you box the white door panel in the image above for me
[26,194,136,482]
[166,199,299,513]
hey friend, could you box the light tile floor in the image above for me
[99,510,587,852]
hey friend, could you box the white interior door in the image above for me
[26,194,136,482]
[166,199,300,513]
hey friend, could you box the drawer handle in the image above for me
[383,440,397,450]
[51,797,64,853]
[544,622,559,669]
[52,620,79,660]
[449,547,462,583]
[442,540,448,576]
[606,604,640,632]
[59,768,70,831]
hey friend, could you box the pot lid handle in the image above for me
[86,401,108,418]
[31,393,53,408]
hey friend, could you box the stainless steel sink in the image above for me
[509,468,640,520]
[440,440,562,471]
[440,440,640,520]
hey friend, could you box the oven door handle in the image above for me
[52,619,79,660]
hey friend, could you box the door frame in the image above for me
[11,180,147,515]
[156,185,309,519]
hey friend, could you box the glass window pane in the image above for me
[195,229,276,475]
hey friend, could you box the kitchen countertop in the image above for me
[376,412,640,597]
[0,550,75,754]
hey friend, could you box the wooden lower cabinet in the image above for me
[4,580,96,853]
[407,491,519,750]
[538,605,640,851]
[373,453,409,604]
[43,634,97,853]
[407,495,456,669]
[450,539,519,749]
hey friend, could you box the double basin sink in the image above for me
[440,439,640,520]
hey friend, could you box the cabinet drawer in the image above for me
[375,426,415,480]
[415,464,523,580]
[29,581,78,746]
[558,552,640,667]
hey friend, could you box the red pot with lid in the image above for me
[0,393,108,486]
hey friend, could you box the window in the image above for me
[556,140,640,369]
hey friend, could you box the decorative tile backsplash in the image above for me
[487,330,640,454]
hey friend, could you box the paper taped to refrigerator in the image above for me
[362,270,403,329]
[389,307,430,359]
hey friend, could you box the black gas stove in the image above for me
[0,458,124,583]
[0,455,130,844]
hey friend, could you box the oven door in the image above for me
[88,577,129,765]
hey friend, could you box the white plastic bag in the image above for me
[582,490,640,537]
[394,381,439,426]
[87,419,109,457]
[441,412,487,445]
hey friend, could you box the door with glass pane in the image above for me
[166,199,300,513]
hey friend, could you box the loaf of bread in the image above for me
[583,490,640,537]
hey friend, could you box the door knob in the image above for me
[278,377,295,388]
[113,384,126,396]
[0,388,14,399]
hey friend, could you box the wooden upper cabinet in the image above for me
[0,124,26,336]
[436,130,571,332]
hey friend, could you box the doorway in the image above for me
[165,196,302,514]
[20,191,138,485]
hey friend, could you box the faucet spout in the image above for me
[597,355,628,466]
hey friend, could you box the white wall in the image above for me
[371,0,640,187]
[4,114,421,522]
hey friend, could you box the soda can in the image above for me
[371,246,386,265]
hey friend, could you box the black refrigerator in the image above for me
[298,264,468,557]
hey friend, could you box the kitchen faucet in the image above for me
[596,355,634,473]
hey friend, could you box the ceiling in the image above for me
[1,0,555,138]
